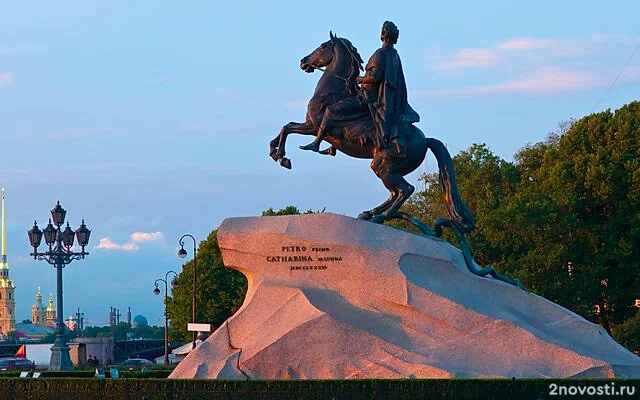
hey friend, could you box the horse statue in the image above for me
[268,32,524,289]
[269,32,475,230]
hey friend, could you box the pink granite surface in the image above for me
[169,213,640,379]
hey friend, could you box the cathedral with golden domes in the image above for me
[0,188,16,335]
[31,287,56,327]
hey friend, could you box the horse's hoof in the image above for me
[269,149,279,162]
[280,158,292,169]
[357,211,373,220]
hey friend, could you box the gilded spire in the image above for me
[1,187,6,268]
[47,292,56,312]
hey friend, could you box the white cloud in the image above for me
[419,66,640,97]
[0,72,13,88]
[433,48,497,70]
[431,34,639,71]
[425,33,640,96]
[122,243,140,251]
[496,38,558,51]
[495,37,593,57]
[95,237,119,250]
[95,237,139,251]
[130,231,164,242]
[95,231,164,251]
[419,69,591,97]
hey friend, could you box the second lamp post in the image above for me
[177,234,198,349]
[153,270,178,365]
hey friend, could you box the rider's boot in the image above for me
[300,123,328,152]
[301,113,331,152]
[319,146,336,156]
[299,138,321,152]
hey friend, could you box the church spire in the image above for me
[0,187,15,334]
[47,292,55,312]
[1,188,7,269]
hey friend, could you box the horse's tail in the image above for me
[424,137,476,232]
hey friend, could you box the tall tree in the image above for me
[400,143,518,266]
[167,206,302,341]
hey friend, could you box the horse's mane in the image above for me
[335,37,364,96]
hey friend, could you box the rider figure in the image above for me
[300,21,418,157]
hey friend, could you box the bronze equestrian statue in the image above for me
[269,21,474,230]
[268,21,524,289]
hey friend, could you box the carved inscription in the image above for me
[266,245,343,272]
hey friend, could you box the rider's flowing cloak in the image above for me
[377,47,409,140]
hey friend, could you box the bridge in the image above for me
[114,339,183,362]
[1,340,184,363]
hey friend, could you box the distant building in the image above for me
[46,293,56,327]
[65,315,77,331]
[108,306,121,327]
[0,188,16,335]
[132,315,148,329]
[31,287,46,325]
[126,307,131,325]
[31,289,56,328]
[14,323,54,340]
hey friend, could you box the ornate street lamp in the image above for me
[43,220,57,247]
[27,222,43,249]
[153,270,179,365]
[177,234,198,349]
[28,201,91,371]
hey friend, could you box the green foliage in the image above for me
[167,206,302,341]
[614,310,640,352]
[262,205,302,216]
[80,322,163,340]
[40,331,56,343]
[404,101,640,341]
[167,229,248,342]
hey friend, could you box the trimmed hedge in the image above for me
[0,378,637,400]
[0,369,171,379]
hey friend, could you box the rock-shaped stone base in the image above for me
[169,213,640,379]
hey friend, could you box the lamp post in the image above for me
[28,201,91,371]
[76,308,84,332]
[177,234,197,349]
[153,270,178,365]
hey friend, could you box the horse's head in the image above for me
[300,32,337,73]
[300,32,363,79]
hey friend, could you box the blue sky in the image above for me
[1,1,639,326]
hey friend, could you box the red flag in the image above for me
[15,345,26,359]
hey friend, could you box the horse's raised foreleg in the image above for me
[269,121,316,169]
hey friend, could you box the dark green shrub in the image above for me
[0,378,637,400]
